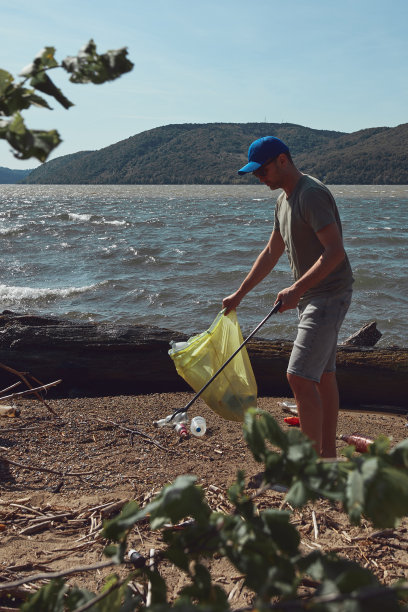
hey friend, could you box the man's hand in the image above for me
[222,291,242,315]
[276,285,302,312]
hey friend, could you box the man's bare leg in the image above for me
[287,373,322,455]
[317,371,339,458]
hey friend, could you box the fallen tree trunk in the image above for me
[0,311,406,407]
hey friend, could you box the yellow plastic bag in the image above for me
[169,310,257,422]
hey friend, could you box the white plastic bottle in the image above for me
[190,416,206,437]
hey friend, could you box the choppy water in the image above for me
[1,184,407,346]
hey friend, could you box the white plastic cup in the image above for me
[190,416,206,437]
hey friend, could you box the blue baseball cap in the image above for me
[238,136,290,175]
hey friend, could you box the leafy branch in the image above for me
[12,409,408,610]
[0,40,133,162]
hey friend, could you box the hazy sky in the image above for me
[1,0,407,169]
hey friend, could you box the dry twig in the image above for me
[0,363,59,416]
[0,560,115,591]
[96,417,174,452]
[0,454,96,477]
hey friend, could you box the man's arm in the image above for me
[276,222,346,312]
[222,230,285,314]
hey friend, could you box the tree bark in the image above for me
[0,311,406,408]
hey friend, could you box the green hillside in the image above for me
[0,167,33,184]
[22,122,408,185]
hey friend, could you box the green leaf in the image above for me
[0,112,61,162]
[20,579,67,611]
[179,563,229,608]
[62,39,134,85]
[286,428,316,463]
[184,565,230,608]
[285,479,309,507]
[389,438,408,468]
[102,500,142,541]
[259,410,288,451]
[30,71,73,109]
[0,69,14,96]
[243,409,266,461]
[365,465,408,527]
[0,79,52,116]
[345,468,365,524]
[19,47,58,78]
[143,569,167,605]
[146,475,210,530]
[36,47,59,70]
[64,586,96,610]
[369,434,391,455]
[103,541,127,564]
[262,509,300,555]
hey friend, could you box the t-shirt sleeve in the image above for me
[273,193,284,232]
[299,187,337,233]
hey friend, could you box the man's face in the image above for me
[253,157,282,190]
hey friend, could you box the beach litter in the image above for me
[284,416,300,427]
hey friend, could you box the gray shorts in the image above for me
[287,290,352,383]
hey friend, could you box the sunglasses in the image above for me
[253,157,276,178]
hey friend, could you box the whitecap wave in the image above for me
[0,225,27,237]
[99,218,126,226]
[68,212,93,222]
[0,282,98,304]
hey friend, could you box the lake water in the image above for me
[1,184,407,346]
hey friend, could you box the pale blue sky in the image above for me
[1,0,407,169]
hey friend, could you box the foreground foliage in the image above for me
[0,40,133,162]
[19,409,408,610]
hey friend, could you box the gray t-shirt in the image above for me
[274,174,353,304]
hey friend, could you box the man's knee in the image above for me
[287,372,316,395]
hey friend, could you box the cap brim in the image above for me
[237,161,262,175]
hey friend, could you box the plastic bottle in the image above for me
[153,411,187,428]
[128,549,146,568]
[340,433,374,453]
[190,416,206,437]
[0,405,21,418]
[174,422,189,439]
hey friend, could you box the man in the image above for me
[223,136,353,458]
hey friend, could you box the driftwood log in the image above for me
[343,321,382,347]
[0,311,406,408]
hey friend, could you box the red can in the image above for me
[284,416,300,427]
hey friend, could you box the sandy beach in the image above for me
[1,391,408,606]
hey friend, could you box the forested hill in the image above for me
[0,167,32,184]
[22,122,408,185]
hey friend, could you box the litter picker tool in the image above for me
[169,300,282,421]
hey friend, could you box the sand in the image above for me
[1,392,408,608]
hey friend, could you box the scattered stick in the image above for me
[0,454,96,477]
[96,418,173,453]
[85,499,129,514]
[351,528,395,542]
[312,510,319,540]
[9,503,45,516]
[0,426,39,433]
[19,521,52,536]
[0,560,115,591]
[0,381,21,395]
[0,379,62,402]
[0,363,59,416]
[146,548,156,607]
[100,499,128,518]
